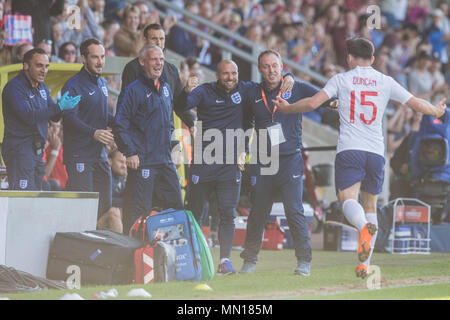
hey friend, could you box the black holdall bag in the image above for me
[46,230,144,286]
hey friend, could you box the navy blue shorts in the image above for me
[335,150,385,195]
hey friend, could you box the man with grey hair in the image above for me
[113,44,184,231]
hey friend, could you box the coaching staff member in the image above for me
[62,38,116,223]
[113,45,184,231]
[119,23,195,128]
[2,48,80,190]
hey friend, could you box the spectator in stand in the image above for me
[426,8,450,64]
[42,120,68,191]
[104,0,126,23]
[51,20,65,58]
[0,0,12,66]
[101,19,120,56]
[12,0,65,45]
[58,42,78,63]
[134,1,158,31]
[185,56,205,83]
[167,0,199,58]
[179,60,190,87]
[386,104,414,159]
[332,9,358,69]
[436,1,450,35]
[91,0,105,24]
[381,0,408,30]
[61,0,102,48]
[429,55,448,105]
[12,43,34,64]
[388,31,415,88]
[113,4,143,57]
[408,51,435,101]
[37,39,64,63]
[389,111,423,200]
[373,49,390,75]
[406,0,431,33]
[196,0,222,70]
[286,0,306,25]
[323,3,341,33]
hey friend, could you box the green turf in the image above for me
[298,282,450,300]
[3,248,450,300]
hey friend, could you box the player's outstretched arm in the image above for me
[273,90,330,114]
[406,97,447,118]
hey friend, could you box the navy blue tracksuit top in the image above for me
[113,74,176,166]
[2,70,60,145]
[179,81,255,182]
[62,67,114,164]
[245,80,318,158]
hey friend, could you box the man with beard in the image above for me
[61,38,116,225]
[180,59,293,275]
[2,48,80,190]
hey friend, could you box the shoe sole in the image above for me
[355,265,368,279]
[294,270,310,276]
[217,271,236,276]
[358,223,377,262]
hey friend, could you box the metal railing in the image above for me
[152,0,328,85]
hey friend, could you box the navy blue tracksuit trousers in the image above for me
[240,152,312,264]
[189,177,241,260]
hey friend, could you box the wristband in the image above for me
[51,149,59,157]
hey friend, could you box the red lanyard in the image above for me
[156,80,160,93]
[261,88,281,122]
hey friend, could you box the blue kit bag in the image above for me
[146,209,202,281]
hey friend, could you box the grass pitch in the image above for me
[2,248,450,300]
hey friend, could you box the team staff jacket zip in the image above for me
[245,80,319,157]
[2,70,61,144]
[62,67,114,163]
[120,57,196,128]
[176,81,255,182]
[113,73,176,166]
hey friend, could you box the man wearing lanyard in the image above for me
[113,45,183,232]
[62,38,117,229]
[240,49,319,276]
[2,48,80,191]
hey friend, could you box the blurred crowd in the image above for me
[0,0,449,197]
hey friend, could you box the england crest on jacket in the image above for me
[102,86,108,97]
[142,169,150,179]
[163,85,170,98]
[281,91,292,100]
[231,92,242,104]
[39,89,47,100]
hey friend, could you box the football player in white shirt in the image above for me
[274,38,447,278]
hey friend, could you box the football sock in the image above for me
[342,199,367,231]
[362,213,378,267]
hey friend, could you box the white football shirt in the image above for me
[323,66,413,157]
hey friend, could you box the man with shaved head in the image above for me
[179,59,293,275]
